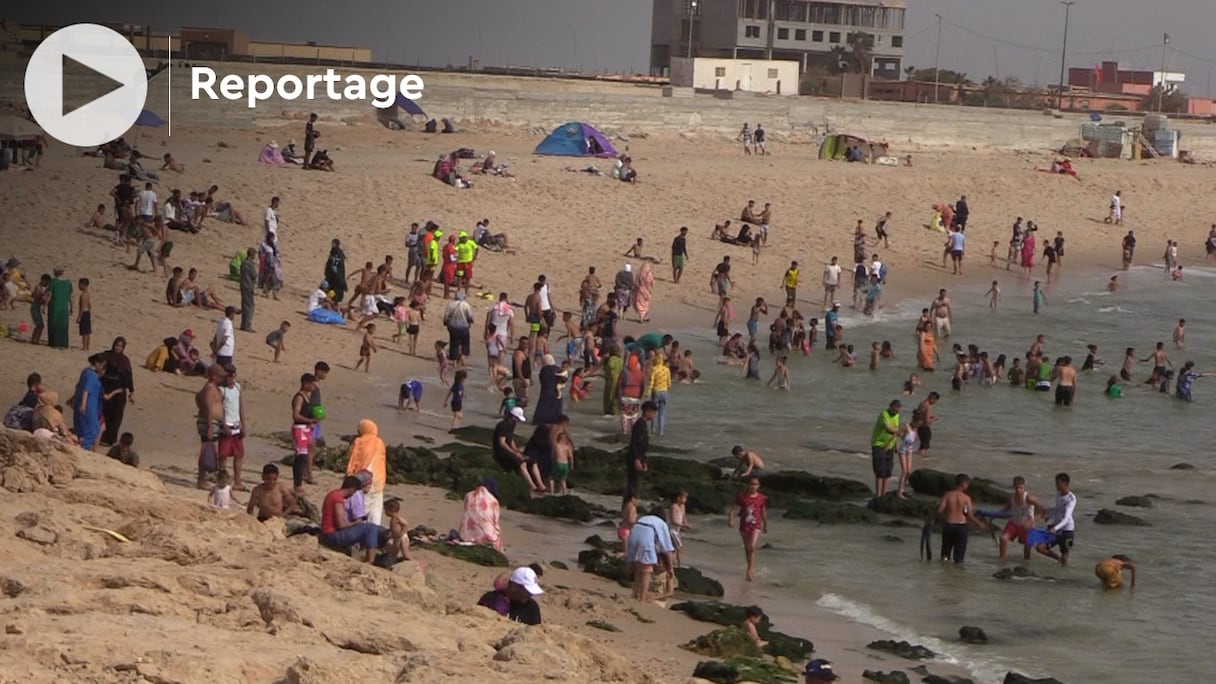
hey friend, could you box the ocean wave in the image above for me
[815,592,1014,684]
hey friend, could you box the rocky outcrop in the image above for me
[1114,495,1153,508]
[958,626,988,644]
[1093,509,1150,526]
[866,640,935,660]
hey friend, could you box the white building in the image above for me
[669,57,800,94]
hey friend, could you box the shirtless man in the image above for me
[998,476,1045,560]
[524,283,543,350]
[246,463,298,521]
[195,365,226,489]
[741,200,759,224]
[936,473,987,564]
[1028,334,1046,364]
[730,445,765,478]
[579,266,602,310]
[1052,356,1078,406]
[347,261,376,311]
[931,289,953,339]
[758,202,772,246]
[1142,342,1172,386]
[623,237,661,263]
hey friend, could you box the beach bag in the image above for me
[4,405,34,432]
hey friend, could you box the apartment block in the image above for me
[651,0,907,78]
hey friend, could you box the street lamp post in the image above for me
[1057,1,1074,111]
[932,13,942,103]
[688,1,698,59]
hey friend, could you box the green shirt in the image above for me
[1106,384,1122,398]
[871,409,899,450]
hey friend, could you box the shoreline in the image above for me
[3,120,1210,683]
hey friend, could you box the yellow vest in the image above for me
[456,240,477,264]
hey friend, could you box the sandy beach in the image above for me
[3,98,1215,683]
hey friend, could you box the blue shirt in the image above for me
[625,515,674,565]
[1176,370,1203,399]
[949,231,965,251]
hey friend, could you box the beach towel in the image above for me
[258,144,287,166]
[458,485,502,551]
[308,308,346,325]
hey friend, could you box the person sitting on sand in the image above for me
[459,477,504,551]
[474,218,509,251]
[477,565,544,625]
[742,606,769,649]
[741,200,760,224]
[179,268,225,310]
[85,204,115,233]
[623,237,662,264]
[307,149,336,172]
[31,390,77,444]
[160,153,184,174]
[319,475,382,563]
[1095,554,1137,590]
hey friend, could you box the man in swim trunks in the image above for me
[931,289,953,339]
[1142,342,1172,386]
[671,226,689,284]
[1052,355,1077,406]
[998,476,1045,560]
[195,365,226,489]
[730,445,766,478]
[936,473,987,564]
[290,373,319,491]
[1094,554,1136,590]
[912,392,940,456]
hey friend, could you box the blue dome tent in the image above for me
[533,122,618,158]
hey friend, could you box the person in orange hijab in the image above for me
[345,419,386,525]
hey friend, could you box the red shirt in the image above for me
[320,489,346,535]
[735,492,767,533]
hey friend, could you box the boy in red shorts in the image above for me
[999,475,1045,560]
[218,364,247,489]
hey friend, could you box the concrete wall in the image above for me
[4,59,1216,157]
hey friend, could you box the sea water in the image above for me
[598,264,1216,683]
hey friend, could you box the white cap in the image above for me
[624,263,632,272]
[510,406,527,422]
[509,566,543,595]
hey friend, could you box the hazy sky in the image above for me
[12,0,1216,95]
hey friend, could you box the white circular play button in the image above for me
[24,23,148,147]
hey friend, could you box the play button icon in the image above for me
[25,23,148,147]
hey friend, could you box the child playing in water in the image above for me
[550,430,574,495]
[742,342,761,379]
[209,470,233,509]
[670,491,690,568]
[896,420,918,499]
[355,323,378,372]
[404,302,422,355]
[498,386,517,415]
[985,280,1001,309]
[435,341,450,385]
[1032,281,1045,314]
[714,297,734,345]
[837,344,856,367]
[1008,358,1025,386]
[444,369,466,428]
[265,320,290,362]
[398,378,423,411]
[903,372,921,395]
[869,341,881,371]
[766,355,790,390]
[1095,554,1136,590]
[1105,375,1123,398]
[880,340,894,359]
[383,498,411,561]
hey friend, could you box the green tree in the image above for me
[1142,85,1188,114]
[845,31,874,74]
[910,68,970,85]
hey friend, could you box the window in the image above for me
[777,28,789,40]
[768,68,779,78]
[812,30,824,42]
[738,0,767,19]
[891,35,903,48]
[810,4,841,25]
[715,66,727,77]
[890,8,906,30]
[745,25,761,38]
[795,29,807,41]
[829,31,841,43]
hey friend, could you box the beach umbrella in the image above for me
[131,109,165,146]
[0,114,42,141]
[135,109,165,128]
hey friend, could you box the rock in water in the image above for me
[866,640,936,660]
[674,566,726,597]
[1003,672,1066,684]
[1093,509,1150,526]
[924,675,976,684]
[1169,463,1195,470]
[681,627,764,658]
[959,626,988,644]
[863,670,911,684]
[909,469,1008,504]
[1115,495,1153,508]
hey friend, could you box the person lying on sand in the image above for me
[160,153,184,174]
